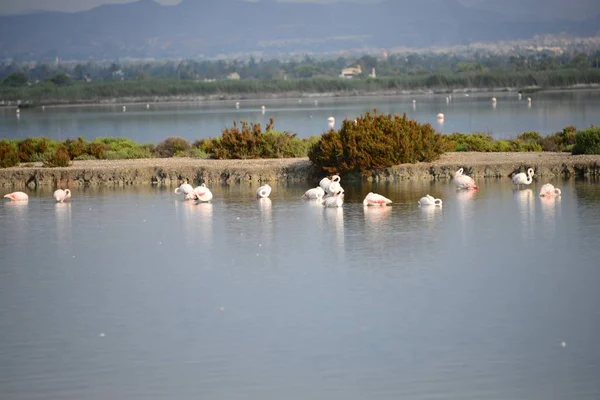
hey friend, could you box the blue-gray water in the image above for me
[1,179,600,399]
[2,90,600,142]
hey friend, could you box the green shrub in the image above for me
[89,142,109,159]
[308,110,445,174]
[260,130,313,158]
[74,153,97,161]
[43,146,71,167]
[186,147,211,159]
[510,140,543,152]
[64,137,88,159]
[154,137,191,158]
[572,127,600,155]
[212,120,264,159]
[0,141,19,168]
[203,118,311,159]
[517,131,542,142]
[17,137,54,162]
[444,132,497,152]
[493,140,512,152]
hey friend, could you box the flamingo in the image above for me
[257,184,272,198]
[3,191,28,201]
[327,177,343,195]
[303,187,325,200]
[418,194,442,206]
[328,116,335,130]
[193,184,213,202]
[454,168,478,190]
[174,183,194,198]
[363,192,392,206]
[319,175,341,194]
[512,168,534,189]
[323,192,344,208]
[539,183,561,197]
[53,189,71,203]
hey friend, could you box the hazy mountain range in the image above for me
[0,0,599,61]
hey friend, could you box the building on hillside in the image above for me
[340,65,362,78]
[228,72,241,80]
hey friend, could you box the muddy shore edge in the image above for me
[0,152,599,188]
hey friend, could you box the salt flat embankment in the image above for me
[0,152,599,188]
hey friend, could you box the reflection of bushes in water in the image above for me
[309,110,445,174]
[572,127,600,155]
[574,177,600,203]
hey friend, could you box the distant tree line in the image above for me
[2,50,600,102]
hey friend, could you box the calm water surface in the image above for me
[1,179,600,399]
[2,90,600,142]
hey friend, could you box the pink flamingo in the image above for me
[539,183,561,197]
[174,183,194,198]
[454,168,478,190]
[3,191,28,201]
[192,184,213,202]
[363,192,392,206]
[303,187,325,200]
[323,192,344,208]
[53,189,71,203]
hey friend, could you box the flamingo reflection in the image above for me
[513,189,534,240]
[55,202,73,252]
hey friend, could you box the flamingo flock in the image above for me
[2,168,562,212]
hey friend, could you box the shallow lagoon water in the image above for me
[1,179,600,399]
[2,90,600,142]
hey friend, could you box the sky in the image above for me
[0,0,597,19]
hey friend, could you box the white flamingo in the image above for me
[512,168,534,189]
[418,194,442,206]
[320,175,341,194]
[193,184,213,202]
[454,168,478,190]
[53,189,71,203]
[257,184,272,198]
[323,192,344,208]
[303,187,325,200]
[3,191,28,201]
[539,183,561,197]
[174,183,194,198]
[363,192,392,206]
[328,116,335,129]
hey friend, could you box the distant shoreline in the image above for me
[1,152,599,188]
[3,85,599,109]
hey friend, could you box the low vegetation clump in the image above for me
[443,126,578,153]
[154,137,190,158]
[43,146,71,167]
[0,120,597,169]
[572,127,600,155]
[308,110,446,174]
[0,141,19,168]
[198,118,317,159]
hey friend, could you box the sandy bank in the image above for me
[0,152,599,188]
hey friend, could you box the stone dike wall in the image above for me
[0,153,599,188]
